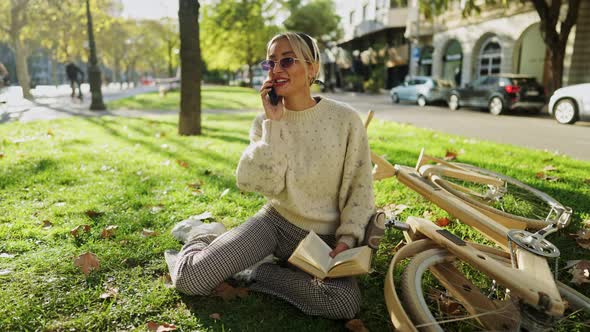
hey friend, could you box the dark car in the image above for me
[447,74,545,115]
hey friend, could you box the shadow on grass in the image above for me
[180,293,345,332]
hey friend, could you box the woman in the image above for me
[172,32,375,320]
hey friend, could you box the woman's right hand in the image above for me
[259,79,284,121]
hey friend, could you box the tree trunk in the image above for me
[178,0,202,136]
[247,64,254,88]
[13,37,32,99]
[168,40,174,77]
[548,49,564,97]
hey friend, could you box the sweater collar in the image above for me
[283,97,325,121]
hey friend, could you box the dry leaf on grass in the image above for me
[213,282,249,301]
[142,229,159,237]
[444,150,458,161]
[85,210,103,218]
[570,224,590,249]
[70,225,91,238]
[176,160,189,168]
[99,287,119,300]
[584,179,590,185]
[209,313,221,320]
[535,172,560,182]
[543,165,558,172]
[47,128,54,137]
[436,217,451,227]
[42,220,53,229]
[0,152,4,159]
[220,188,230,198]
[101,225,119,239]
[345,319,369,332]
[146,321,177,332]
[74,252,100,276]
[382,203,409,219]
[161,274,174,288]
[427,290,462,315]
[568,260,590,285]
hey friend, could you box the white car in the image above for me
[548,83,590,124]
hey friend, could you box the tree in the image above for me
[0,0,34,99]
[283,0,342,43]
[178,0,202,135]
[422,0,582,94]
[201,0,279,86]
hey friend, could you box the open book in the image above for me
[288,231,372,280]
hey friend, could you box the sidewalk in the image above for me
[0,83,165,123]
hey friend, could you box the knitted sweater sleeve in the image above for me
[335,114,375,248]
[236,116,288,197]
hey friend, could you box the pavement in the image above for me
[1,86,589,161]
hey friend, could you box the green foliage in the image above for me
[200,0,280,72]
[283,0,342,42]
[363,68,385,94]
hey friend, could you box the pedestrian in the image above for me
[0,62,9,88]
[65,62,84,99]
[169,32,375,320]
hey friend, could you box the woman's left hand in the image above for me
[329,242,350,258]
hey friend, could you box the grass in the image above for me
[108,85,262,111]
[0,111,589,331]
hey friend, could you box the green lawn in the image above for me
[108,85,262,111]
[1,113,589,331]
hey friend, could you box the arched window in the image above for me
[443,40,462,85]
[478,37,502,77]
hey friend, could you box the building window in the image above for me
[443,40,463,86]
[478,37,502,77]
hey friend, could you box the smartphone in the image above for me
[268,87,279,106]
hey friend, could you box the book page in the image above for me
[329,245,370,269]
[328,246,372,278]
[300,231,333,271]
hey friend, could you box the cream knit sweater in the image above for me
[236,97,375,248]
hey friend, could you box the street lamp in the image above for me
[85,0,106,110]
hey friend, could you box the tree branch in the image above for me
[559,0,581,47]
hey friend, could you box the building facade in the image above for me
[334,0,410,90]
[405,0,590,88]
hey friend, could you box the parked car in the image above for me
[447,74,545,115]
[548,83,590,125]
[390,76,454,107]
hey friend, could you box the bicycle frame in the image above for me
[363,111,571,330]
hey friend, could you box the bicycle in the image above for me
[362,111,590,331]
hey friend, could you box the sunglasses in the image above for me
[260,57,307,71]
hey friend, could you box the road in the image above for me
[323,92,590,161]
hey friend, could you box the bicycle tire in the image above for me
[401,248,522,331]
[431,163,570,230]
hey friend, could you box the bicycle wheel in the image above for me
[431,163,570,230]
[401,248,524,331]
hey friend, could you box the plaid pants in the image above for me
[173,205,362,319]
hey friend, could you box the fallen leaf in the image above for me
[422,210,434,219]
[209,313,221,320]
[0,269,12,276]
[149,205,164,214]
[574,229,590,240]
[569,260,590,285]
[220,188,230,198]
[155,132,166,138]
[99,287,119,299]
[187,182,202,190]
[345,319,369,332]
[436,217,451,227]
[161,274,174,288]
[576,239,590,250]
[42,220,53,229]
[142,229,159,237]
[543,165,558,172]
[47,128,54,136]
[101,225,119,239]
[213,282,249,301]
[0,152,4,158]
[85,210,103,218]
[176,160,189,168]
[74,252,100,276]
[382,203,409,219]
[584,179,590,185]
[70,224,91,238]
[427,290,462,315]
[146,321,177,332]
[535,172,560,182]
[444,150,458,161]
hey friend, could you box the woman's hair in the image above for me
[266,32,321,86]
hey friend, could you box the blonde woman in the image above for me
[171,32,375,320]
